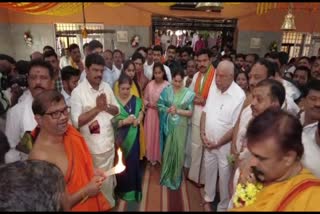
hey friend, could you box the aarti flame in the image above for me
[104,148,126,177]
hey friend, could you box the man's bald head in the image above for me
[217,60,235,76]
[215,60,235,92]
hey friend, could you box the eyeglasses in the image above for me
[44,106,70,119]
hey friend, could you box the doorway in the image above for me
[151,15,237,53]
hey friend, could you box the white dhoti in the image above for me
[91,148,116,208]
[188,105,206,184]
[204,145,231,211]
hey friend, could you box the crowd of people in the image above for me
[0,38,320,211]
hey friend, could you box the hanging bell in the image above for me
[82,27,88,38]
[281,10,296,31]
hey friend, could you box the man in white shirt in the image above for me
[160,31,171,53]
[102,49,117,88]
[183,59,197,170]
[266,52,301,101]
[200,60,245,211]
[5,60,54,163]
[188,49,216,187]
[143,48,154,79]
[60,66,80,107]
[112,49,123,81]
[248,59,300,116]
[144,45,172,82]
[301,80,320,178]
[228,79,286,209]
[232,59,301,161]
[70,53,119,208]
[79,40,104,82]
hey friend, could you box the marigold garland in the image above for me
[233,182,263,208]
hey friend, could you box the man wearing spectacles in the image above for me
[5,60,54,163]
[29,90,111,211]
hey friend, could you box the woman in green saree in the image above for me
[112,74,144,202]
[158,69,195,190]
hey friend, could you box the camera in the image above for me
[8,74,28,88]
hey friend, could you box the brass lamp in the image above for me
[195,2,224,12]
[281,3,296,31]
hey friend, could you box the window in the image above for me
[281,32,312,59]
[55,23,104,57]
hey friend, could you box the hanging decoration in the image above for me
[24,31,33,47]
[81,3,88,39]
[281,3,296,31]
[131,35,140,48]
[0,3,319,17]
[256,3,277,15]
[0,3,58,14]
[0,3,91,16]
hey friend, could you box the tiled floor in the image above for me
[112,160,219,211]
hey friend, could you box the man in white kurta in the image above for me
[188,49,216,186]
[300,79,320,178]
[302,121,320,178]
[201,61,245,211]
[228,79,286,209]
[143,45,172,82]
[70,53,119,208]
[5,60,54,163]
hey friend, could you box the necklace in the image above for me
[126,102,132,113]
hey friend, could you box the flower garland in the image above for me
[131,35,140,48]
[24,31,33,47]
[233,182,263,208]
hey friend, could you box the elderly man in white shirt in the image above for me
[70,53,119,208]
[144,45,172,82]
[5,60,54,163]
[200,61,245,211]
[300,80,320,178]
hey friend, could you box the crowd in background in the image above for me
[0,39,320,211]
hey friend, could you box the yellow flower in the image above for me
[233,182,263,208]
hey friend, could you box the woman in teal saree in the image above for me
[158,69,195,190]
[112,74,144,202]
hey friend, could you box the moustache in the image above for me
[34,86,45,90]
[251,166,265,182]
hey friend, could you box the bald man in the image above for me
[200,61,245,211]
